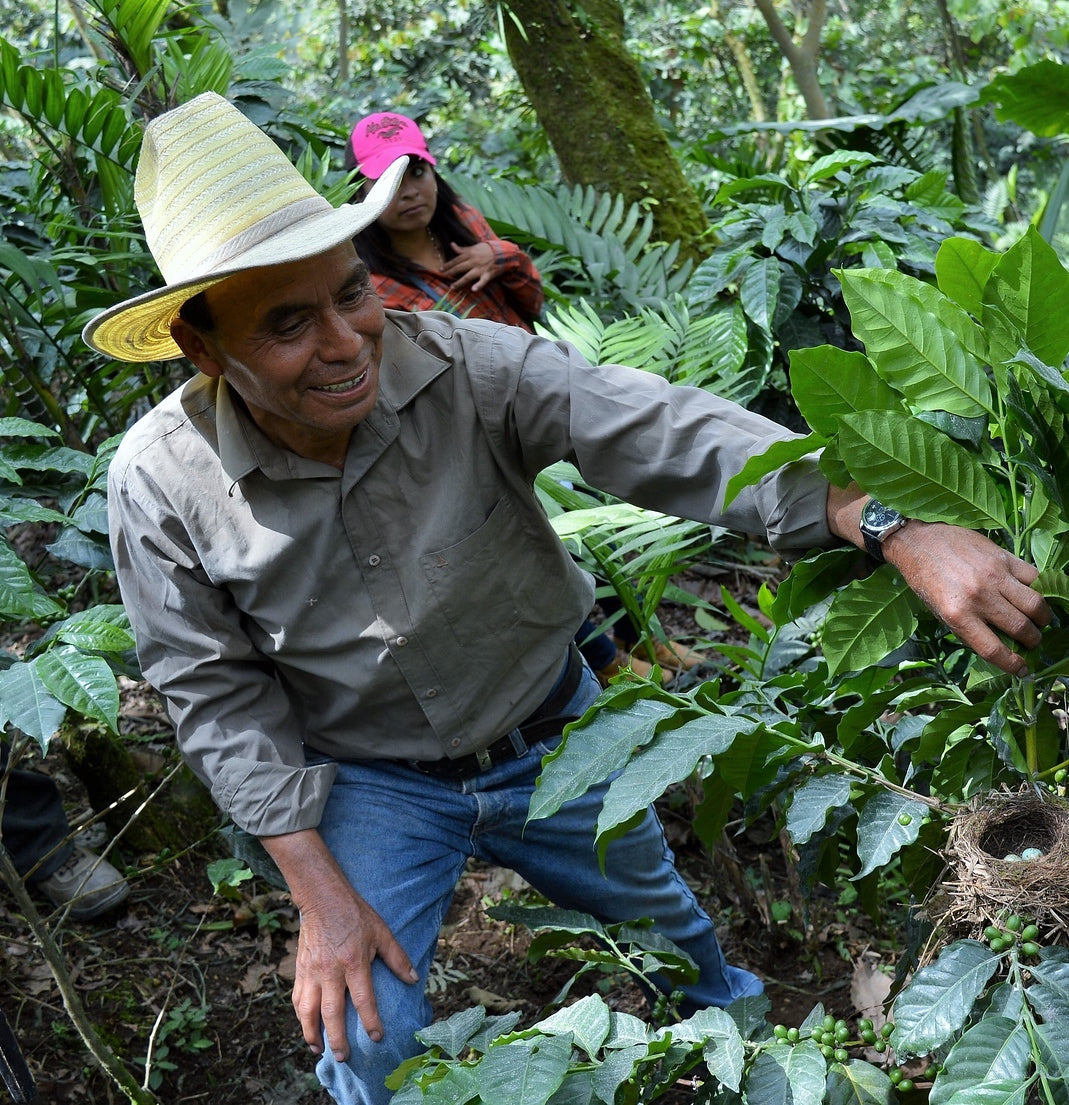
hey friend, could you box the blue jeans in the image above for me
[314,661,761,1104]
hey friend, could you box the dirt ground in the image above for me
[2,740,894,1105]
[1,563,900,1104]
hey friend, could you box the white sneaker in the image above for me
[38,845,129,919]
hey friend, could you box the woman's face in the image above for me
[376,159,438,237]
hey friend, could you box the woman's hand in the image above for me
[442,241,497,293]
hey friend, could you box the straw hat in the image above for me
[83,92,407,362]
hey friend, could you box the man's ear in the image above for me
[170,316,225,379]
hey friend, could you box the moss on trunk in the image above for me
[503,0,709,260]
[61,721,217,854]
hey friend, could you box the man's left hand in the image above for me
[828,487,1051,676]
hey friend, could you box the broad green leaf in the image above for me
[825,1058,895,1105]
[1028,950,1069,1021]
[786,773,853,845]
[1030,1009,1069,1098]
[537,995,611,1058]
[769,547,860,624]
[670,1007,744,1091]
[837,410,1009,530]
[981,60,1069,137]
[0,542,64,620]
[744,1040,826,1105]
[891,940,999,1055]
[0,660,68,747]
[0,417,61,440]
[739,256,782,331]
[722,434,823,509]
[475,1034,572,1105]
[929,1017,1031,1105]
[546,1069,596,1105]
[52,605,133,653]
[855,791,929,880]
[985,226,1069,370]
[788,346,906,438]
[936,238,999,318]
[804,150,880,184]
[34,646,120,731]
[592,1045,645,1103]
[489,905,607,941]
[930,1081,1026,1105]
[597,713,753,837]
[605,1010,652,1049]
[839,268,991,416]
[530,698,675,821]
[822,571,920,678]
[391,1064,479,1105]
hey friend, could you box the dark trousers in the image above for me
[0,743,72,882]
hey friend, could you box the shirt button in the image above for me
[450,738,461,748]
[368,554,381,566]
[424,688,438,699]
[395,636,408,647]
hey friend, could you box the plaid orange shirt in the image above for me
[369,201,544,331]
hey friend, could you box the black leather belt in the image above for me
[408,643,584,781]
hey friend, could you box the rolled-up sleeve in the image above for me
[108,440,336,837]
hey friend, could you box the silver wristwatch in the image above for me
[859,498,908,563]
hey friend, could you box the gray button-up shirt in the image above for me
[108,311,831,836]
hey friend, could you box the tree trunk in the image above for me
[752,0,831,120]
[501,0,709,260]
[61,722,217,854]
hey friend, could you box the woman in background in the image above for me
[346,112,544,329]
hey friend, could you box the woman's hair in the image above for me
[351,161,478,284]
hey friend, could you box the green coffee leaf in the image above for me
[935,237,999,318]
[822,570,920,678]
[34,645,120,731]
[986,225,1069,370]
[530,698,676,821]
[929,1017,1032,1105]
[0,659,68,747]
[723,433,824,509]
[415,1005,487,1058]
[536,995,611,1058]
[745,1040,826,1105]
[855,791,929,879]
[839,267,992,416]
[787,773,853,845]
[825,1058,895,1105]
[598,712,751,836]
[668,1007,745,1091]
[789,346,906,438]
[838,410,1009,530]
[891,940,999,1055]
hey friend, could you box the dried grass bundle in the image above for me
[923,786,1069,953]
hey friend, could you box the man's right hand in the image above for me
[260,828,419,1061]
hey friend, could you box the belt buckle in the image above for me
[475,747,493,771]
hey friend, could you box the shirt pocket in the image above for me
[419,496,545,657]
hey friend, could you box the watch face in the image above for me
[861,498,904,537]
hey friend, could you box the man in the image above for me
[86,94,1049,1105]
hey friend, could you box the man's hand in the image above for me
[442,241,497,293]
[827,486,1051,676]
[260,829,418,1062]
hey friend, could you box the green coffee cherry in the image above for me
[898,1079,915,1093]
[1022,924,1040,942]
[1021,941,1042,957]
[1006,914,1023,932]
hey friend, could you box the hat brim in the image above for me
[84,156,408,362]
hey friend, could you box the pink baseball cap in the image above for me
[349,112,437,179]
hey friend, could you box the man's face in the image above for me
[174,243,385,466]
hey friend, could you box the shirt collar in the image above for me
[212,315,451,488]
